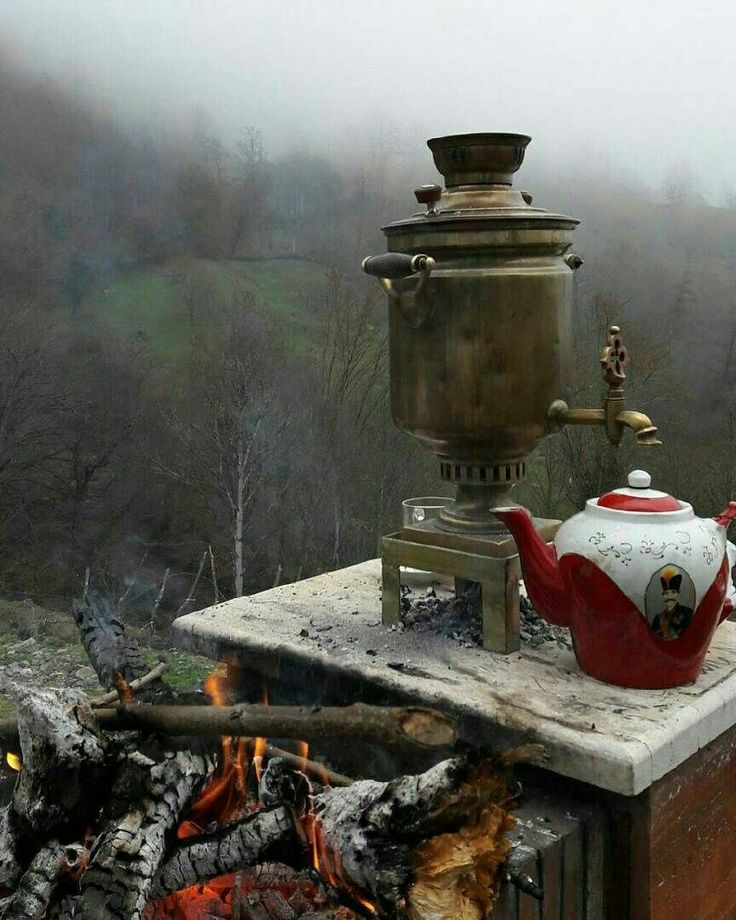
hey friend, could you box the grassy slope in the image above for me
[85,257,326,364]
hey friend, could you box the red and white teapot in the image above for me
[495,470,736,688]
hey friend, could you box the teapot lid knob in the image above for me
[628,469,652,489]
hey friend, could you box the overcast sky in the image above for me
[2,0,735,194]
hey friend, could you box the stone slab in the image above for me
[173,559,736,796]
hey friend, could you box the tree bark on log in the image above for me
[0,702,455,752]
[308,756,516,918]
[92,702,457,748]
[79,748,214,920]
[150,804,306,898]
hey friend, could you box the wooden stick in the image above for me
[0,702,455,751]
[262,743,354,787]
[89,702,456,748]
[90,661,169,708]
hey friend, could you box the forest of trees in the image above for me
[1,56,736,626]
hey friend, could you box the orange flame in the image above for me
[296,740,309,774]
[185,666,250,831]
[252,682,269,783]
[5,752,20,772]
[114,673,135,704]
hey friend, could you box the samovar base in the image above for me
[382,516,561,654]
[436,475,525,535]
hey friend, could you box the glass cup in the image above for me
[402,496,451,528]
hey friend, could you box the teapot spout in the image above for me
[494,506,572,629]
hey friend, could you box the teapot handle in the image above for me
[720,541,736,623]
[714,501,736,527]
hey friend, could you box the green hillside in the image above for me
[84,257,327,364]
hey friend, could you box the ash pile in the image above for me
[400,583,572,650]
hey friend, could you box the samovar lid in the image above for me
[427,133,531,187]
[382,132,578,236]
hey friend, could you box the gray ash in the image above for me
[400,583,572,650]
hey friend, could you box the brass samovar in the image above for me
[363,133,659,651]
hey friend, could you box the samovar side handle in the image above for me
[362,253,435,328]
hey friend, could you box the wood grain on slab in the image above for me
[173,560,736,796]
[645,722,736,920]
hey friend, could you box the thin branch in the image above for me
[175,551,208,616]
[90,662,169,708]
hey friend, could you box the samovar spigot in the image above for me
[548,324,662,446]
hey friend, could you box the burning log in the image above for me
[305,756,517,918]
[150,753,523,918]
[0,582,518,920]
[150,805,306,899]
[91,702,457,749]
[79,748,215,920]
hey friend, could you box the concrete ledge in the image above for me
[173,559,736,796]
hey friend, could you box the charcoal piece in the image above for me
[400,583,572,649]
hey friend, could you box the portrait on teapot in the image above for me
[645,565,696,640]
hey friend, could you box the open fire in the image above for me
[143,667,376,919]
[0,590,530,920]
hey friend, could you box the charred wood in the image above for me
[73,590,148,690]
[12,688,105,837]
[310,756,518,918]
[150,805,306,898]
[79,748,214,920]
[0,840,65,920]
[0,808,21,894]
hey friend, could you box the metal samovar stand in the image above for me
[381,518,560,653]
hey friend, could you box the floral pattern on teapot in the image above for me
[555,471,731,636]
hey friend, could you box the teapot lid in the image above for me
[597,470,681,512]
